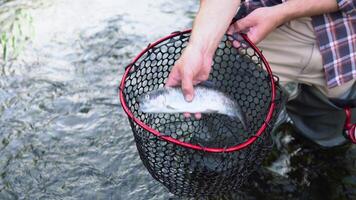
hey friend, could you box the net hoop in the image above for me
[119,30,276,153]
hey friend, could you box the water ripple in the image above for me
[0,0,354,199]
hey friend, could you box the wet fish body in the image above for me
[138,86,247,129]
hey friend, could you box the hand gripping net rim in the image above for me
[119,30,277,153]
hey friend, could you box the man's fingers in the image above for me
[246,27,264,44]
[235,15,255,33]
[165,67,180,87]
[228,17,254,48]
[227,25,236,35]
[183,112,201,119]
[194,113,202,119]
[183,112,191,118]
[235,19,248,32]
[193,80,201,85]
[182,74,194,102]
[247,31,259,44]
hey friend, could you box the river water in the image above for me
[0,0,355,199]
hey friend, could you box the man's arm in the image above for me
[188,0,241,59]
[231,0,341,44]
[280,0,339,21]
[166,0,241,103]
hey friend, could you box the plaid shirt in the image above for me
[238,0,356,88]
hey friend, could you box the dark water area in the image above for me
[0,0,355,199]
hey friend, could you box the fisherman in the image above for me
[166,0,356,147]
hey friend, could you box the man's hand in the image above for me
[165,44,213,119]
[228,6,285,44]
[228,0,339,45]
[166,0,240,98]
[166,44,212,102]
[165,0,240,119]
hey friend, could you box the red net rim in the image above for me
[119,29,276,153]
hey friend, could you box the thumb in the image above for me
[247,29,260,44]
[235,16,254,33]
[246,26,265,44]
[165,66,180,87]
[181,73,194,102]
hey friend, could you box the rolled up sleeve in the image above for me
[337,0,356,15]
[238,0,284,18]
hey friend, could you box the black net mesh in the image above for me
[121,32,285,198]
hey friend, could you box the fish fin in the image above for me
[228,115,248,131]
[240,115,248,131]
[166,105,177,110]
[206,109,218,113]
[227,106,248,131]
[238,111,248,131]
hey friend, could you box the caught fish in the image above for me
[138,85,247,129]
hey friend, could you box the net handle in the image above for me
[119,30,277,153]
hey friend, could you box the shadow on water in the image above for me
[0,0,355,199]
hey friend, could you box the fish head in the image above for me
[138,88,167,113]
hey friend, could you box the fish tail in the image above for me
[236,109,248,131]
[225,107,248,131]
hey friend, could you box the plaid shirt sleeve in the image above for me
[241,0,355,18]
[336,0,356,15]
[240,0,283,15]
[312,11,356,88]
[237,0,356,88]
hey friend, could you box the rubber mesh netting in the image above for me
[120,32,286,198]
